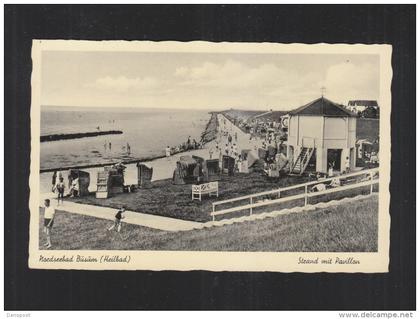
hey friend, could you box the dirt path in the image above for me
[215,113,262,156]
[40,193,201,231]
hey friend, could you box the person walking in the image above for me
[344,156,350,173]
[165,146,171,160]
[43,199,55,249]
[108,206,126,233]
[328,162,334,177]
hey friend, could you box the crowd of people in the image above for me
[308,156,352,193]
[165,135,204,158]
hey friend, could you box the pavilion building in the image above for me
[286,96,358,174]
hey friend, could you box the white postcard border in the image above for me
[29,40,392,272]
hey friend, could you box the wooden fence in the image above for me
[211,168,379,221]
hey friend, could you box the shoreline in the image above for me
[40,112,219,173]
[39,112,261,195]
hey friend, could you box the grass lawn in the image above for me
[69,172,313,222]
[39,195,378,252]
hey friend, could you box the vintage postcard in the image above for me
[29,40,391,272]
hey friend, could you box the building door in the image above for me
[327,149,342,171]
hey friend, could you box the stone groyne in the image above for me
[41,130,123,142]
[200,112,219,145]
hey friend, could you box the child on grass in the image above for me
[108,206,126,233]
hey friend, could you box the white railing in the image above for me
[211,168,379,221]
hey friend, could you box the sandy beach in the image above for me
[39,113,262,195]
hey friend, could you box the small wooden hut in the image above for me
[203,159,221,181]
[68,169,90,197]
[173,155,201,185]
[95,164,125,198]
[222,155,235,176]
[137,163,153,188]
[239,149,259,173]
[106,165,125,194]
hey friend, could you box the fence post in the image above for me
[250,197,253,216]
[304,185,308,206]
[370,171,374,194]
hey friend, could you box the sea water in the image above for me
[40,107,211,170]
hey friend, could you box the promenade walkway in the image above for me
[40,193,201,231]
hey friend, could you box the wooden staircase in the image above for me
[290,147,314,175]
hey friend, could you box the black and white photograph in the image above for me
[28,40,391,272]
[4,4,415,312]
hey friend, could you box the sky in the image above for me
[41,50,380,111]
